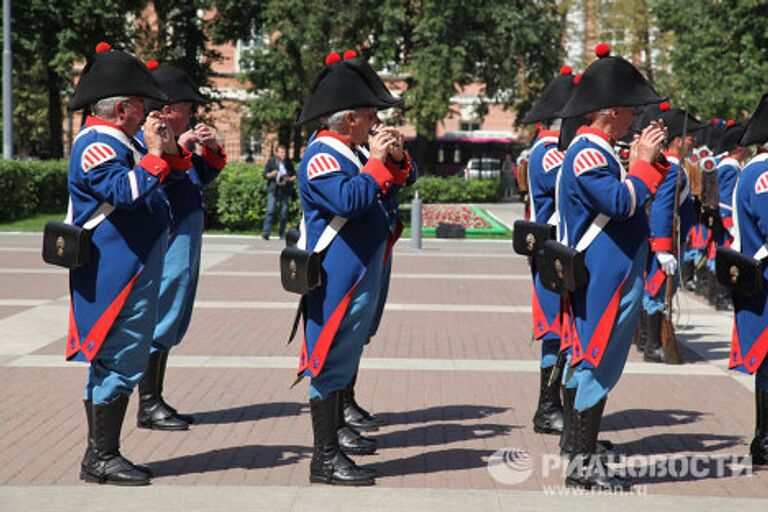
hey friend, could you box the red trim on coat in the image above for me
[362,158,396,194]
[68,271,142,362]
[577,126,615,146]
[649,237,673,253]
[532,284,561,339]
[645,268,666,296]
[538,130,560,139]
[65,302,82,360]
[203,144,227,170]
[722,216,734,229]
[316,129,352,146]
[138,154,171,182]
[298,278,363,378]
[573,276,628,367]
[731,323,768,374]
[84,116,132,136]
[559,296,574,351]
[628,160,666,194]
[164,146,193,172]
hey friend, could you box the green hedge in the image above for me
[0,160,501,228]
[0,159,69,221]
[397,176,502,204]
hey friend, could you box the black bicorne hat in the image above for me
[521,66,577,124]
[296,50,403,126]
[558,44,663,119]
[145,61,210,111]
[637,102,706,140]
[705,121,727,150]
[717,123,746,155]
[740,93,768,146]
[68,42,168,111]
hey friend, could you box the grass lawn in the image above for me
[0,205,512,239]
[0,213,64,232]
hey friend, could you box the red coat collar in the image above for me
[85,116,132,137]
[577,125,615,146]
[537,130,559,139]
[316,129,352,147]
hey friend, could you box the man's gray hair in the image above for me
[323,109,356,129]
[91,96,131,119]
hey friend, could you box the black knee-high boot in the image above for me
[750,389,768,465]
[643,312,664,363]
[337,388,377,455]
[532,365,564,435]
[156,351,195,423]
[565,398,630,491]
[137,351,189,431]
[81,394,150,486]
[309,392,376,486]
[560,387,614,458]
[341,369,385,431]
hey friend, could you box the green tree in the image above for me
[651,0,768,120]
[212,1,563,171]
[8,1,145,158]
[375,0,563,172]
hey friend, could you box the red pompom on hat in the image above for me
[711,118,719,124]
[726,119,735,127]
[343,49,357,60]
[95,42,112,53]
[573,73,583,85]
[325,52,341,65]
[560,65,573,76]
[659,101,670,112]
[595,43,611,58]
[146,60,159,71]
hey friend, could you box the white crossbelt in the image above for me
[296,135,360,252]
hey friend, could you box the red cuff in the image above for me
[163,147,193,172]
[362,158,396,194]
[138,154,171,182]
[385,153,414,186]
[722,216,734,229]
[628,160,666,194]
[203,144,227,170]
[649,237,673,252]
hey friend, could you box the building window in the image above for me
[460,122,480,132]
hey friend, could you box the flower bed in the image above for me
[417,204,508,237]
[421,204,489,229]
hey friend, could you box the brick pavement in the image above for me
[0,225,766,511]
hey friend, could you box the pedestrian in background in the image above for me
[262,145,296,240]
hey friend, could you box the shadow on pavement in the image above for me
[617,432,744,456]
[367,448,494,477]
[602,408,705,431]
[377,422,520,449]
[147,444,310,477]
[376,405,508,426]
[190,401,308,425]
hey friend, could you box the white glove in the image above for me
[657,251,677,275]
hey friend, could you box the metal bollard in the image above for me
[411,191,422,249]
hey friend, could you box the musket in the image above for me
[659,112,687,365]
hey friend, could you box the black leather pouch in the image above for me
[280,246,324,295]
[538,239,589,294]
[513,220,556,257]
[42,221,92,269]
[716,246,765,297]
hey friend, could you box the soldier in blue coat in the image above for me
[65,43,181,485]
[131,62,227,431]
[730,94,768,466]
[710,124,750,310]
[519,65,577,435]
[640,104,706,362]
[294,50,412,486]
[556,43,668,490]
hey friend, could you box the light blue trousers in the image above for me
[85,233,167,404]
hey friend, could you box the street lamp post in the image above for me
[2,0,12,159]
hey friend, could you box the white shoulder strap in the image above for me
[65,199,115,230]
[295,135,355,251]
[74,125,144,163]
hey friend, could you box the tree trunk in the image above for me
[47,69,63,159]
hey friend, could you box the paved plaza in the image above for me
[0,203,766,511]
